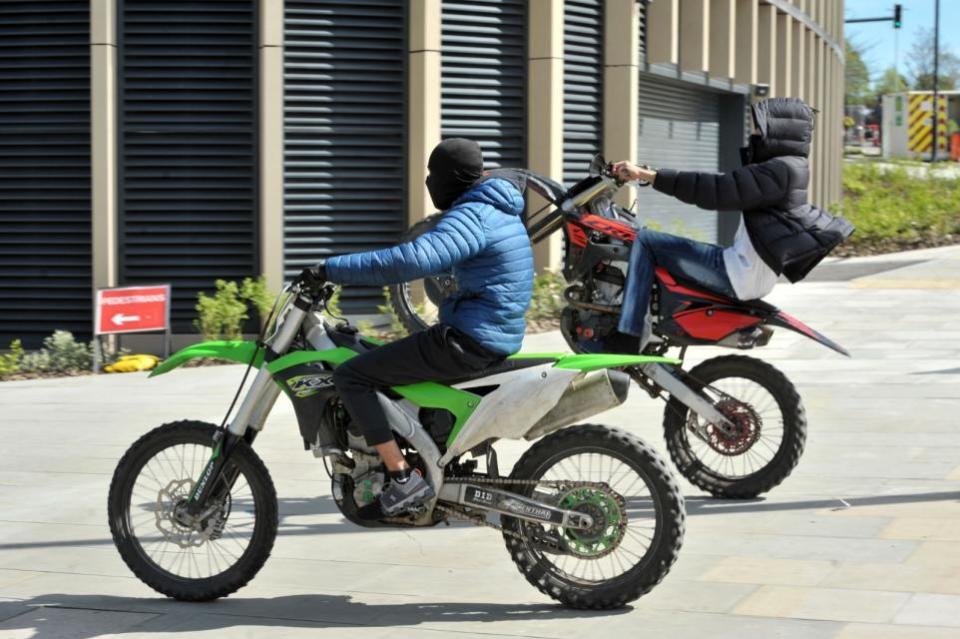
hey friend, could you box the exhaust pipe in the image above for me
[525,369,630,440]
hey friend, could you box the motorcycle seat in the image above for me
[445,356,559,387]
[665,271,779,314]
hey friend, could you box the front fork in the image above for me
[631,362,737,438]
[184,295,310,517]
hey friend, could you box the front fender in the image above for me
[149,340,264,377]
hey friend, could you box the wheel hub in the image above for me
[705,399,762,455]
[155,478,228,548]
[557,487,626,558]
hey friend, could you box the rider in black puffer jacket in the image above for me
[653,97,854,282]
[614,97,853,345]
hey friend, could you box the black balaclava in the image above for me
[425,138,484,210]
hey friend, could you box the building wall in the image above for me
[2,0,845,342]
[182,0,848,281]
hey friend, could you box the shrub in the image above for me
[526,271,566,328]
[0,339,24,375]
[20,331,92,373]
[377,286,411,340]
[326,288,343,318]
[240,275,274,326]
[838,162,960,249]
[194,279,249,341]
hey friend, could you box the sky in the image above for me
[844,0,960,87]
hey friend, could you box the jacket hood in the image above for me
[750,97,815,162]
[453,177,525,216]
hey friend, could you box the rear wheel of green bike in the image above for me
[503,424,685,609]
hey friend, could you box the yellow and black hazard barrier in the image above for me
[907,94,948,155]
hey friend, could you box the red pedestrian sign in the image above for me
[95,285,171,335]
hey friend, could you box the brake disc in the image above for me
[154,478,228,548]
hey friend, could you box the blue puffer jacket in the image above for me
[326,178,534,355]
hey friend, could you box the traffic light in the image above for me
[894,4,902,29]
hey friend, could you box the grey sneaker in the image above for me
[379,470,435,516]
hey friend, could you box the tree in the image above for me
[906,27,960,91]
[874,67,908,98]
[845,39,871,106]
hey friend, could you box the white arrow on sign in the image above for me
[112,313,141,326]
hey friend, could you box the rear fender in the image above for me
[149,340,264,377]
[769,312,850,356]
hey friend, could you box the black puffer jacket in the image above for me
[651,97,853,282]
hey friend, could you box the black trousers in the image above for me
[331,324,503,446]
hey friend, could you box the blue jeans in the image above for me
[618,228,735,337]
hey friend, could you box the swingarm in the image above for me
[439,482,594,530]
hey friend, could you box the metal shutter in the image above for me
[441,0,525,169]
[638,0,647,64]
[635,75,720,242]
[118,1,258,330]
[0,2,91,348]
[284,1,406,314]
[563,0,603,185]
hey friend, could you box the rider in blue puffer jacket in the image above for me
[298,138,534,518]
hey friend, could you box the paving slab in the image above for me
[1,246,959,637]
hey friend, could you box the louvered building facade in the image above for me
[0,0,845,348]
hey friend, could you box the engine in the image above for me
[560,257,642,354]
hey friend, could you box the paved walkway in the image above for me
[1,246,959,638]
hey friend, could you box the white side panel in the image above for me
[440,366,581,464]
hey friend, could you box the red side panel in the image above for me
[655,267,676,285]
[673,308,761,341]
[580,214,637,241]
[655,268,731,303]
[566,222,588,248]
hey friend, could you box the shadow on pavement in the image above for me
[0,593,624,636]
[685,490,959,516]
[3,491,957,552]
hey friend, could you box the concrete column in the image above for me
[91,0,117,291]
[834,47,842,204]
[259,0,284,291]
[775,12,792,98]
[646,0,678,66]
[734,0,758,85]
[757,3,777,95]
[408,0,441,227]
[817,39,828,205]
[809,33,819,204]
[603,0,639,209]
[680,0,709,73]
[831,13,844,202]
[825,48,833,205]
[790,18,804,99]
[527,0,564,271]
[709,0,736,79]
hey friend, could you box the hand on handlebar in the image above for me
[612,161,657,186]
[294,261,328,294]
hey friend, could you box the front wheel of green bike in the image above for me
[502,424,685,609]
[108,421,278,601]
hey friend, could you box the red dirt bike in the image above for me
[389,156,848,499]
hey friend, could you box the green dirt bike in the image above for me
[107,280,685,609]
